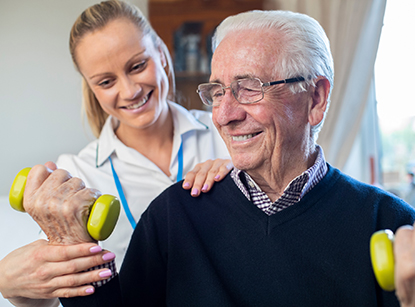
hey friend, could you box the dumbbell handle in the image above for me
[9,167,120,241]
[370,229,395,291]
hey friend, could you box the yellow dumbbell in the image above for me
[9,167,120,241]
[370,229,395,291]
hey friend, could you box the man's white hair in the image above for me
[212,10,334,141]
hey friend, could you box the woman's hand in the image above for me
[182,158,233,197]
[394,223,415,307]
[23,163,100,245]
[0,240,114,300]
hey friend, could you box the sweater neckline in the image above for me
[224,164,341,233]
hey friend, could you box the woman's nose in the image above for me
[119,77,142,100]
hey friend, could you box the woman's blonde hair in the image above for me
[70,0,175,137]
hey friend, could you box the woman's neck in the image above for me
[115,107,174,177]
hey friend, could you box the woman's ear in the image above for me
[308,77,330,126]
[158,44,167,68]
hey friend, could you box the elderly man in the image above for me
[16,10,415,307]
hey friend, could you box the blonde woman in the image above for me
[0,1,231,306]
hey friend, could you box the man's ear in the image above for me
[308,77,330,126]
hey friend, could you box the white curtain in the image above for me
[264,0,386,172]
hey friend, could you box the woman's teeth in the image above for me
[232,133,258,141]
[125,95,149,109]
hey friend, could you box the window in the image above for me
[376,0,415,204]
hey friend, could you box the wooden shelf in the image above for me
[149,0,264,110]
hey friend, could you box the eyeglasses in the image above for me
[196,76,305,107]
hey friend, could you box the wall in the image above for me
[0,0,147,197]
[0,1,147,306]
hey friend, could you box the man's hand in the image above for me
[394,223,415,307]
[23,163,100,245]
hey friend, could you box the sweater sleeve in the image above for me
[117,200,168,306]
[59,275,123,307]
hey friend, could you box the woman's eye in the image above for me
[131,61,146,72]
[98,80,110,87]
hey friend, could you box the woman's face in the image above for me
[75,18,169,133]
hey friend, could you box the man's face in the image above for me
[210,29,313,173]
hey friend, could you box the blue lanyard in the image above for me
[109,141,184,230]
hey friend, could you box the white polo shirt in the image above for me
[57,101,229,267]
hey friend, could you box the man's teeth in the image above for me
[125,96,149,109]
[232,133,257,141]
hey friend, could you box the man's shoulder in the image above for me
[161,173,236,200]
[324,164,415,218]
[144,173,239,215]
[328,165,405,200]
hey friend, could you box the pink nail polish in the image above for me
[102,252,115,261]
[202,184,208,192]
[191,188,199,196]
[86,287,95,294]
[183,182,190,188]
[99,269,112,278]
[214,175,220,180]
[90,246,102,253]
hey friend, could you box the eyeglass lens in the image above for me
[199,78,264,106]
[234,79,263,103]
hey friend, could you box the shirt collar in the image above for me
[231,145,328,203]
[95,101,209,167]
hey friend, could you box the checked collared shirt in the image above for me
[230,145,327,215]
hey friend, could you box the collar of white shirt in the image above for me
[95,101,210,167]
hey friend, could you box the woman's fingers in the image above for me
[183,159,233,197]
[43,268,114,298]
[0,241,114,299]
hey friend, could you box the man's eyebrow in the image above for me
[209,78,222,84]
[209,74,255,84]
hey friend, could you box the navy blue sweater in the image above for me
[61,165,415,306]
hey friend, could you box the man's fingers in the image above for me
[394,225,415,306]
[44,161,58,171]
[395,225,414,255]
[24,165,53,207]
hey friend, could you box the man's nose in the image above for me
[213,89,246,126]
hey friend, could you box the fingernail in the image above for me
[102,252,115,261]
[90,246,102,253]
[191,188,199,196]
[202,184,208,192]
[86,287,95,294]
[214,175,220,180]
[99,269,112,278]
[183,182,190,188]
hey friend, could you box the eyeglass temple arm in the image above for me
[266,76,305,87]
